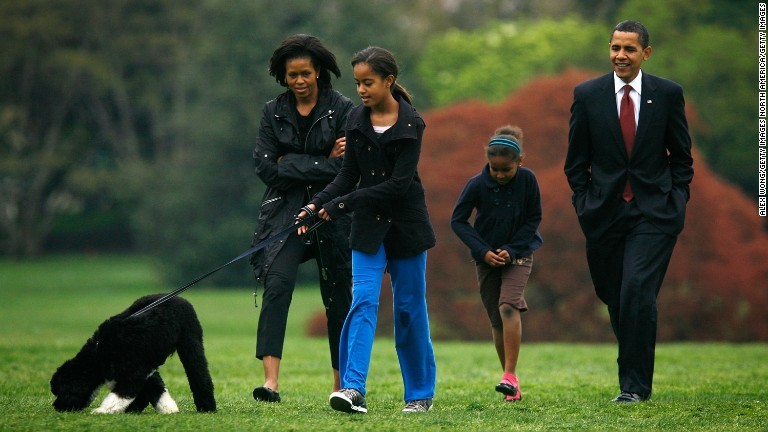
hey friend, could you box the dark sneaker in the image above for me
[612,391,648,403]
[495,375,518,397]
[329,388,367,413]
[402,398,432,413]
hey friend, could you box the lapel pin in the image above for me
[647,100,653,104]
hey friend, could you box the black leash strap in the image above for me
[130,216,325,318]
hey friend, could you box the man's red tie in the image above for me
[620,84,635,202]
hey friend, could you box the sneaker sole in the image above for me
[495,382,518,397]
[329,393,367,413]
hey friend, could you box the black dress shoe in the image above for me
[253,386,281,402]
[612,391,647,403]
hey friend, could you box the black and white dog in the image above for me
[50,294,216,414]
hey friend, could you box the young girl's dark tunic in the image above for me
[451,165,543,262]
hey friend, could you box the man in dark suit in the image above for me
[564,20,694,403]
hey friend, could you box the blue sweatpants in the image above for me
[339,245,436,402]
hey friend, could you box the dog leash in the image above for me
[129,215,325,318]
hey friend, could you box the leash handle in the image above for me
[303,218,326,236]
[129,215,318,318]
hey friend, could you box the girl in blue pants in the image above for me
[299,46,436,413]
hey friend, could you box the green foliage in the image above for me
[1,255,767,430]
[0,0,204,256]
[0,0,94,256]
[126,148,259,286]
[650,24,754,189]
[417,17,606,106]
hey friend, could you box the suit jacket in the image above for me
[564,72,694,241]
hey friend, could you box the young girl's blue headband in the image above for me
[488,137,521,153]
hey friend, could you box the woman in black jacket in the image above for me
[299,46,436,414]
[249,34,353,403]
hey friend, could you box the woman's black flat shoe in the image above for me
[253,386,281,402]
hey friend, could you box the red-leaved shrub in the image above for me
[308,70,768,341]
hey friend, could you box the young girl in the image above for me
[450,125,543,402]
[298,46,436,414]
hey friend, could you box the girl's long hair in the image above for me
[351,46,412,104]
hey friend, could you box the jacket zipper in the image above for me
[261,196,281,207]
[304,109,334,153]
[304,109,334,281]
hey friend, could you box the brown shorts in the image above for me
[476,256,532,328]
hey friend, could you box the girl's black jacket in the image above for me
[249,87,354,287]
[451,164,543,262]
[310,96,436,258]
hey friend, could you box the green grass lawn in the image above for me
[0,254,765,431]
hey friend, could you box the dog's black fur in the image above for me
[50,294,216,413]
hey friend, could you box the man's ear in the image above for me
[643,45,652,61]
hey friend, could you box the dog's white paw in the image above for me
[154,389,179,414]
[91,392,134,414]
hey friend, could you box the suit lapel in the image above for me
[634,73,657,156]
[599,75,625,156]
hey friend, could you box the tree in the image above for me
[416,17,606,107]
[0,0,201,257]
[0,0,103,256]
